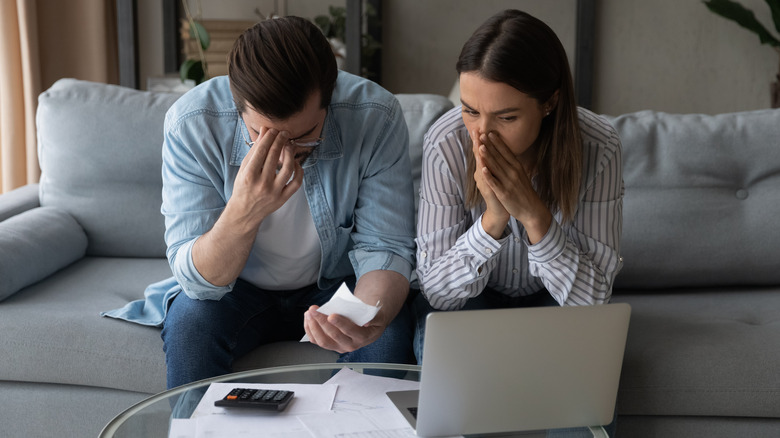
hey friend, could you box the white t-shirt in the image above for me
[240,188,321,290]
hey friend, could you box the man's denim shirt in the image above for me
[104,72,416,327]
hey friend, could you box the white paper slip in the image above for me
[300,283,381,342]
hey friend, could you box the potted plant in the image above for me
[180,0,210,85]
[704,0,780,107]
[315,6,348,70]
[314,5,381,79]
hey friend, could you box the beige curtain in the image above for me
[0,0,39,193]
[0,0,118,194]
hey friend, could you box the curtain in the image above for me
[0,0,39,193]
[0,0,118,194]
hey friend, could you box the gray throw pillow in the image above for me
[0,207,87,301]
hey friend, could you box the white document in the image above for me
[167,368,428,438]
[300,283,381,342]
[185,414,313,438]
[170,383,338,438]
[323,368,463,438]
[297,368,424,438]
[168,419,197,438]
[326,367,420,410]
[298,410,417,438]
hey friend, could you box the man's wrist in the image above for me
[220,201,264,237]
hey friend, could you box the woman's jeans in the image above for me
[411,289,618,437]
[161,278,415,390]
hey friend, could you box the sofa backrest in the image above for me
[36,79,453,258]
[607,109,780,290]
[37,79,180,257]
[395,94,455,214]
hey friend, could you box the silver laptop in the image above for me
[387,303,631,437]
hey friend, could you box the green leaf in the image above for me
[705,0,780,47]
[766,0,780,34]
[189,20,211,51]
[180,59,206,84]
[314,15,331,37]
[329,6,345,19]
[362,34,382,58]
[333,16,346,41]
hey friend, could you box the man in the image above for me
[105,16,416,388]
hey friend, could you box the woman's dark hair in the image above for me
[458,9,582,223]
[228,16,337,119]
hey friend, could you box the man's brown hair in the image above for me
[228,16,337,119]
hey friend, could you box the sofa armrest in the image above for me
[0,184,40,222]
[0,206,87,302]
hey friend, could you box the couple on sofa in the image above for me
[107,9,623,403]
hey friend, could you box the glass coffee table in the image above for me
[100,363,608,438]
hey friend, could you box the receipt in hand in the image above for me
[300,283,381,342]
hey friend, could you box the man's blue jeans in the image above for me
[411,289,618,437]
[161,278,415,389]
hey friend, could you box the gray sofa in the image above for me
[606,108,780,437]
[0,78,777,437]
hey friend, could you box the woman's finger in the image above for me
[485,131,516,165]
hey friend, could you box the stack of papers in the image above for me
[168,367,430,438]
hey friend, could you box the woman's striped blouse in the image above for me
[415,106,624,310]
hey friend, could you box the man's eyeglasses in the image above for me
[241,124,323,149]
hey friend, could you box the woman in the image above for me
[414,9,623,358]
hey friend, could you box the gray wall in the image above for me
[138,0,779,115]
[380,0,575,97]
[594,0,778,115]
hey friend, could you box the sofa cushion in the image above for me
[36,79,180,257]
[0,257,172,393]
[0,206,87,301]
[0,256,340,394]
[608,109,780,289]
[612,289,780,418]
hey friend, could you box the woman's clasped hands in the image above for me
[472,129,552,244]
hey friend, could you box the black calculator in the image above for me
[214,388,294,411]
